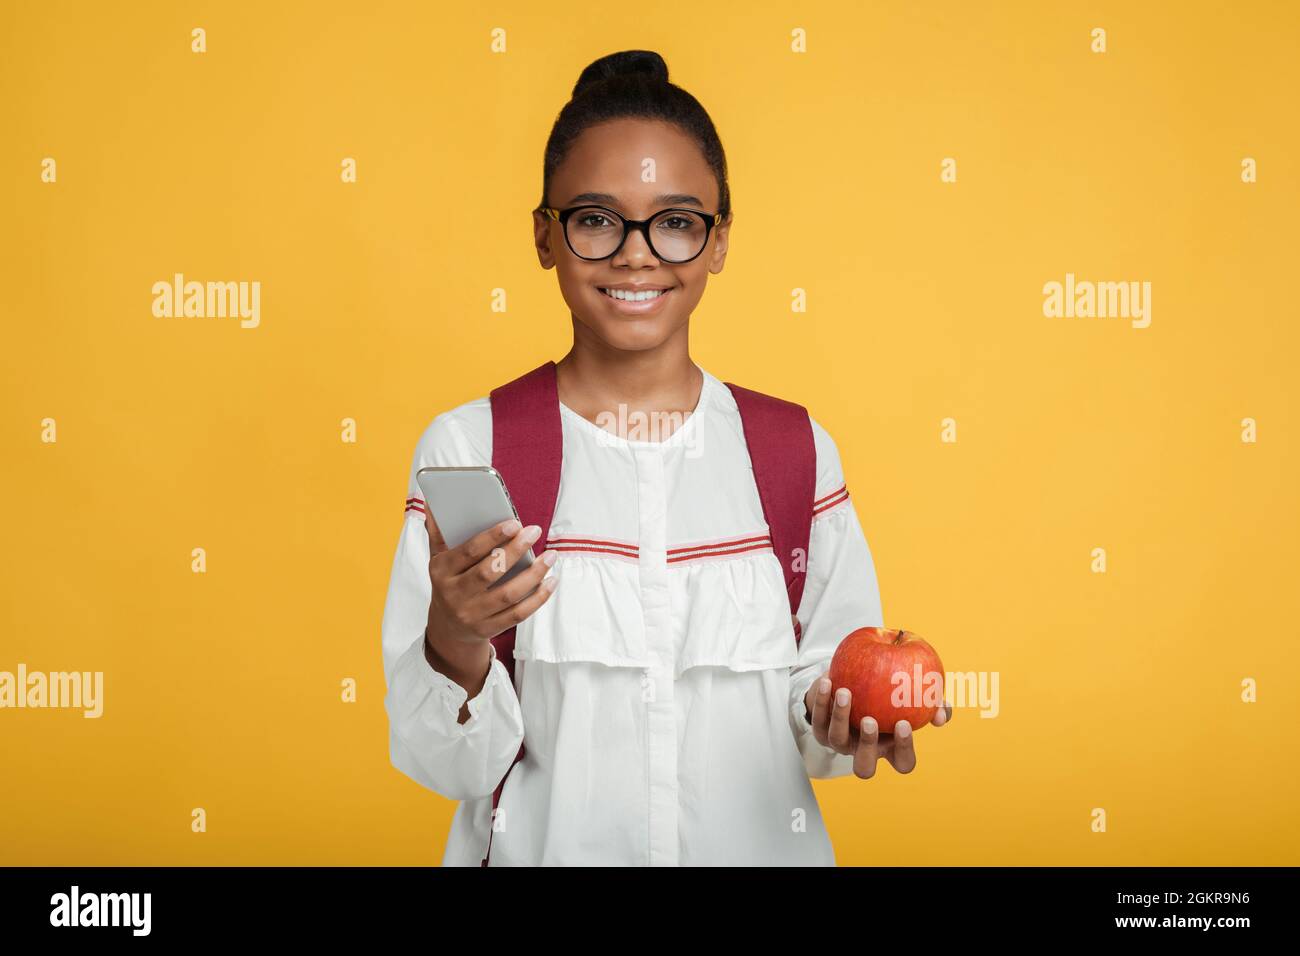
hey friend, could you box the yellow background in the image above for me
[2,0,1297,865]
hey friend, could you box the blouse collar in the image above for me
[557,363,715,449]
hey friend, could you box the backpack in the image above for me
[480,359,815,865]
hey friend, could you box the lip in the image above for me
[597,285,675,316]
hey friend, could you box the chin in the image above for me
[590,318,676,352]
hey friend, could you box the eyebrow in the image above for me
[565,191,706,210]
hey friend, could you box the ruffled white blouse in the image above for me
[381,364,884,865]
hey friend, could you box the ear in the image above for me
[707,211,732,274]
[533,208,558,269]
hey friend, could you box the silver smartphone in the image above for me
[415,465,536,587]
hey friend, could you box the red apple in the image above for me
[827,627,945,733]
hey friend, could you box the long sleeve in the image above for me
[381,409,525,801]
[787,417,885,778]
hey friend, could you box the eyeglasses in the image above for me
[538,204,723,263]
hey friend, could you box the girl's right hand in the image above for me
[424,511,559,654]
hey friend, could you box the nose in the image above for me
[611,223,659,266]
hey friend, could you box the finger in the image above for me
[827,688,854,753]
[887,720,917,773]
[809,676,833,747]
[462,549,558,621]
[853,716,881,779]
[441,518,527,576]
[425,509,448,555]
[932,700,953,727]
[477,562,560,637]
[455,523,543,597]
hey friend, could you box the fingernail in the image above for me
[502,519,521,535]
[818,677,831,695]
[541,575,557,591]
[897,721,912,738]
[541,549,557,566]
[835,688,850,707]
[522,524,542,544]
[863,717,877,734]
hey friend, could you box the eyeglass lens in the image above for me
[566,206,708,262]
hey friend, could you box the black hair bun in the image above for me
[572,50,669,97]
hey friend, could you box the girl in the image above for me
[381,49,951,866]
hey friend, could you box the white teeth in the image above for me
[601,287,668,302]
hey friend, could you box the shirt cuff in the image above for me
[417,635,501,731]
[789,667,857,778]
[789,668,821,737]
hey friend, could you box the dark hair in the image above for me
[538,50,731,222]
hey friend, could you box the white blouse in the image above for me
[381,364,884,865]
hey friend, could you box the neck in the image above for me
[556,327,703,421]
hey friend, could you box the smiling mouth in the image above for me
[598,287,673,302]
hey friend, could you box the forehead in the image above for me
[553,117,718,210]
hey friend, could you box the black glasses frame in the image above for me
[538,204,723,263]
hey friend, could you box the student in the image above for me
[381,49,951,866]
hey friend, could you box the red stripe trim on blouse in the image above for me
[546,535,639,552]
[548,545,640,560]
[666,539,774,563]
[813,483,847,507]
[667,533,771,557]
[546,535,639,559]
[812,487,850,516]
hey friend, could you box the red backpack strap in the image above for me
[724,383,816,646]
[481,359,562,866]
[488,358,563,678]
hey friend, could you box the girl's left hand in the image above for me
[803,674,953,778]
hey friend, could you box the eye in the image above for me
[576,212,615,228]
[654,211,706,233]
